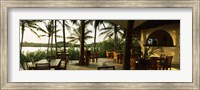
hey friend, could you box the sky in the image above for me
[20,20,108,44]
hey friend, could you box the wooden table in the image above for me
[29,59,61,70]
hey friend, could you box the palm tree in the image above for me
[62,20,66,54]
[65,20,92,65]
[93,20,106,52]
[20,20,42,69]
[54,20,57,53]
[20,20,42,55]
[67,27,93,44]
[57,20,76,54]
[67,21,93,65]
[99,22,125,50]
[38,20,61,57]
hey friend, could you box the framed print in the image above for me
[0,0,199,90]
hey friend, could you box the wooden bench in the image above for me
[97,66,115,70]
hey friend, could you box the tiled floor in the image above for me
[67,58,180,70]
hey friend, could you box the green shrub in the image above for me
[67,47,80,60]
[95,38,125,58]
[21,50,47,63]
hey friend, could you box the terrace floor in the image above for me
[67,58,180,70]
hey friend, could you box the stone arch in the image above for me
[146,30,174,46]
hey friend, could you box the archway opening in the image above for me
[145,30,174,46]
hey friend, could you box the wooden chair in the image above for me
[160,54,166,58]
[106,50,113,58]
[158,54,166,70]
[163,56,173,70]
[148,57,159,70]
[113,51,120,63]
[59,53,69,70]
[36,63,50,70]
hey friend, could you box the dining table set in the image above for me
[106,51,124,64]
[136,55,173,70]
[28,59,61,70]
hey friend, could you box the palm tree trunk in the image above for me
[114,24,117,50]
[20,21,25,55]
[94,27,97,52]
[47,36,50,57]
[20,21,25,69]
[79,20,85,65]
[51,31,53,56]
[123,20,134,70]
[50,20,54,56]
[54,20,57,54]
[63,20,66,54]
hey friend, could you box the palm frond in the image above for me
[37,27,47,33]
[85,20,93,26]
[85,30,92,35]
[70,33,79,37]
[99,30,112,36]
[55,35,62,38]
[100,27,113,31]
[54,29,61,33]
[84,36,93,39]
[75,28,81,35]
[57,20,62,25]
[68,39,78,44]
[65,24,71,30]
[67,36,76,39]
[39,35,47,37]
[30,28,40,38]
[103,32,114,40]
[70,20,79,26]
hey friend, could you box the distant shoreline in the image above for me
[22,42,80,47]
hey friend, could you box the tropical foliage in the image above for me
[67,47,80,60]
[99,22,125,40]
[132,38,142,58]
[67,27,93,44]
[20,20,43,67]
[20,50,47,64]
[92,20,106,52]
[99,22,126,50]
[20,20,42,54]
[37,20,61,56]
